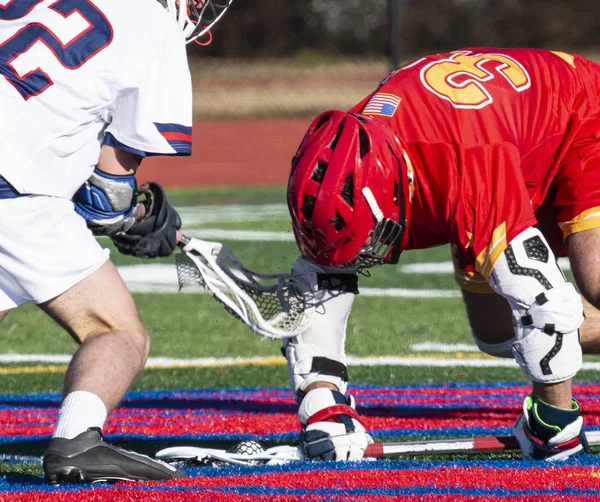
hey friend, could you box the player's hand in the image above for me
[513,394,588,461]
[111,182,181,258]
[298,388,372,461]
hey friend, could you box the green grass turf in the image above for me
[2,291,599,394]
[0,462,41,477]
[166,185,287,206]
[0,295,485,358]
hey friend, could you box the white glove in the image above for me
[513,395,588,461]
[298,388,373,461]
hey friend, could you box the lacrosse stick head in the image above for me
[155,441,301,467]
[176,236,315,339]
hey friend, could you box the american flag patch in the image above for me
[363,93,401,117]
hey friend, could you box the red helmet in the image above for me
[287,110,411,269]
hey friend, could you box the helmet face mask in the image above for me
[347,212,405,270]
[288,110,411,271]
[160,0,234,44]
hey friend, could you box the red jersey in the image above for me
[350,48,600,287]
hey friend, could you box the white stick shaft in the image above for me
[156,430,600,466]
[365,430,600,458]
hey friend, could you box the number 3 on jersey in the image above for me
[0,0,113,100]
[421,51,531,109]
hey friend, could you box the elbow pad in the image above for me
[489,228,583,383]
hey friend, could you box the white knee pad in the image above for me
[283,257,358,396]
[489,228,584,383]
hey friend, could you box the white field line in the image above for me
[178,204,288,226]
[2,352,600,370]
[410,342,480,352]
[359,288,460,298]
[117,264,461,297]
[400,262,455,274]
[185,229,295,242]
[118,260,570,296]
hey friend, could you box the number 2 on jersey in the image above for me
[0,0,113,100]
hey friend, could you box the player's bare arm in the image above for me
[96,146,150,220]
[568,228,600,310]
[97,145,141,175]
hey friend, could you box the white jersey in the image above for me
[0,0,193,198]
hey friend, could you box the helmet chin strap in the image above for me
[349,187,403,269]
[362,187,384,223]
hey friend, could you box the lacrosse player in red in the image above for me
[0,0,232,483]
[287,48,600,462]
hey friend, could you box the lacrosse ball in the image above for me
[228,440,265,455]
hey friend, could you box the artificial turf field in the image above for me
[1,186,600,500]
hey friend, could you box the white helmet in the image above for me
[159,0,234,44]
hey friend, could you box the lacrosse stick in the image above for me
[156,430,600,466]
[176,233,315,339]
[157,441,300,467]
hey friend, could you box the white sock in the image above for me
[53,391,108,440]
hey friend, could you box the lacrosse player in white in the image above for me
[0,0,233,484]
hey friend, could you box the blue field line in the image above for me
[354,381,600,392]
[0,454,42,464]
[0,381,598,404]
[1,385,598,413]
[0,382,529,403]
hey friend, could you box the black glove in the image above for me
[111,182,181,258]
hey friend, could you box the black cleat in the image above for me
[43,428,186,484]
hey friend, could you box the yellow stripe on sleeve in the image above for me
[560,207,600,238]
[550,51,576,68]
[454,268,495,294]
[475,222,508,280]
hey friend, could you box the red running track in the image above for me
[138,118,312,187]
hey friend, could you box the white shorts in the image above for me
[0,196,110,310]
